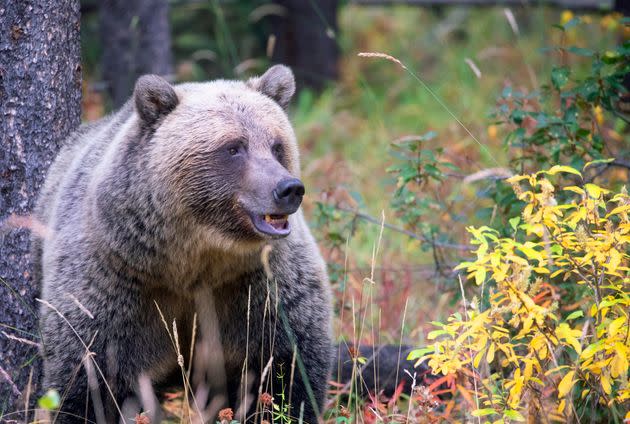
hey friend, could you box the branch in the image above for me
[333,205,470,251]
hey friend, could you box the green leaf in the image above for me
[511,109,525,125]
[583,158,614,170]
[427,329,450,340]
[471,408,497,417]
[407,347,435,360]
[504,410,526,421]
[566,310,584,321]
[38,389,60,410]
[602,50,623,64]
[567,46,594,57]
[551,67,570,90]
[509,216,521,231]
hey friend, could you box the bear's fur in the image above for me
[33,66,332,423]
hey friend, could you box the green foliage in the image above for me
[37,389,60,410]
[496,41,629,172]
[270,370,294,424]
[387,131,460,247]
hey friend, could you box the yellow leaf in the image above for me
[556,323,583,354]
[606,204,630,218]
[557,399,566,414]
[524,360,533,381]
[610,348,628,379]
[473,349,484,368]
[506,175,530,183]
[584,183,606,198]
[475,267,486,285]
[601,373,612,394]
[487,343,495,364]
[609,316,625,337]
[564,186,585,195]
[546,165,582,177]
[606,249,622,273]
[550,269,565,278]
[519,245,544,262]
[558,370,575,398]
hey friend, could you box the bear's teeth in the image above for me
[265,214,288,223]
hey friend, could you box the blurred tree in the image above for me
[614,0,630,110]
[614,0,628,15]
[0,0,81,416]
[99,0,173,108]
[269,0,339,90]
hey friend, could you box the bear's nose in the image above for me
[273,178,305,211]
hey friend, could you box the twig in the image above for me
[333,205,469,250]
[0,365,21,397]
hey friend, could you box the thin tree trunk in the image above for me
[99,0,173,108]
[270,0,339,91]
[0,0,81,416]
[614,0,629,15]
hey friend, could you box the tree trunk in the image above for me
[99,0,173,108]
[614,0,629,15]
[0,0,81,416]
[270,0,339,91]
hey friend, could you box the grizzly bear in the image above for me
[33,65,332,423]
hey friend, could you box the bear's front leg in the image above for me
[41,311,139,423]
[272,338,331,424]
[270,295,332,424]
[40,285,178,423]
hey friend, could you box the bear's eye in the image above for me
[272,143,284,161]
[228,147,239,156]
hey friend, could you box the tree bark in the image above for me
[99,0,173,108]
[270,0,339,91]
[0,0,81,416]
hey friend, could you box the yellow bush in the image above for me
[411,165,629,423]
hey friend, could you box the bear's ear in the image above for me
[247,65,295,110]
[134,75,179,127]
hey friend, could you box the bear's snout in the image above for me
[273,178,305,213]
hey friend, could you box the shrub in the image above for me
[411,165,629,422]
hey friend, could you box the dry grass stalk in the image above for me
[358,52,407,70]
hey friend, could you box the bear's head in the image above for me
[134,65,304,249]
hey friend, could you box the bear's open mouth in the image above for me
[249,213,291,237]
